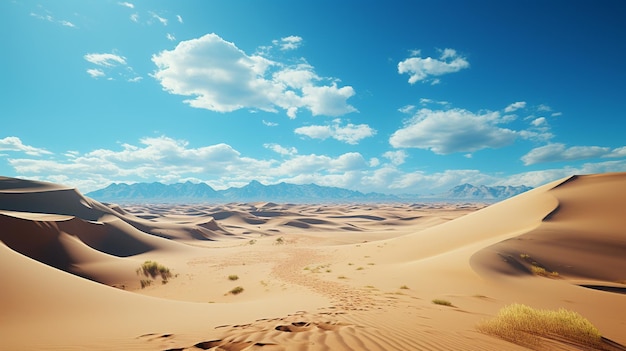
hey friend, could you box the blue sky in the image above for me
[2,0,625,194]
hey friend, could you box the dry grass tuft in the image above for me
[229,286,244,295]
[477,304,602,349]
[432,299,453,307]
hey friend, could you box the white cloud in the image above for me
[504,101,526,113]
[369,158,380,167]
[398,48,469,84]
[30,11,77,28]
[130,13,139,22]
[152,33,356,118]
[84,53,127,67]
[264,143,297,156]
[86,68,105,78]
[383,150,407,166]
[531,117,547,127]
[0,137,52,156]
[262,120,278,127]
[398,105,415,114]
[7,134,626,195]
[295,119,376,145]
[151,12,168,25]
[118,2,134,8]
[521,143,625,165]
[60,20,76,28]
[294,125,331,140]
[177,15,184,23]
[166,33,176,41]
[273,36,303,51]
[389,108,517,154]
[275,153,367,175]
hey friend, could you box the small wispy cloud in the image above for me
[166,33,176,41]
[294,119,376,145]
[150,12,168,26]
[86,68,105,78]
[84,53,127,67]
[264,143,298,156]
[262,120,279,127]
[130,13,139,22]
[176,15,183,23]
[504,101,526,113]
[30,11,77,29]
[273,36,303,51]
[118,2,135,9]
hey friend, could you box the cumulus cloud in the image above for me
[151,33,356,118]
[0,137,52,156]
[521,143,625,165]
[398,48,469,84]
[504,101,526,112]
[389,108,517,154]
[294,119,376,144]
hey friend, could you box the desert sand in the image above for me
[1,173,625,350]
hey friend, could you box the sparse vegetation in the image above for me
[338,275,348,279]
[400,285,409,290]
[228,274,239,281]
[356,267,364,270]
[530,265,559,278]
[248,239,257,245]
[477,303,602,348]
[519,254,560,278]
[137,260,173,280]
[432,299,453,307]
[229,286,244,295]
[136,260,174,287]
[275,237,284,245]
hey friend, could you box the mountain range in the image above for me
[85,181,532,203]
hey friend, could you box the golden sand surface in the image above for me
[1,173,625,350]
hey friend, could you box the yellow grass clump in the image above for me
[478,303,602,348]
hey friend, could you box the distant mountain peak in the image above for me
[444,184,532,200]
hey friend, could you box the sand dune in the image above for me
[1,174,625,350]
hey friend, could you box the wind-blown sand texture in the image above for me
[1,173,625,350]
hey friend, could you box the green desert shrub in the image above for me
[228,274,239,281]
[478,303,602,348]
